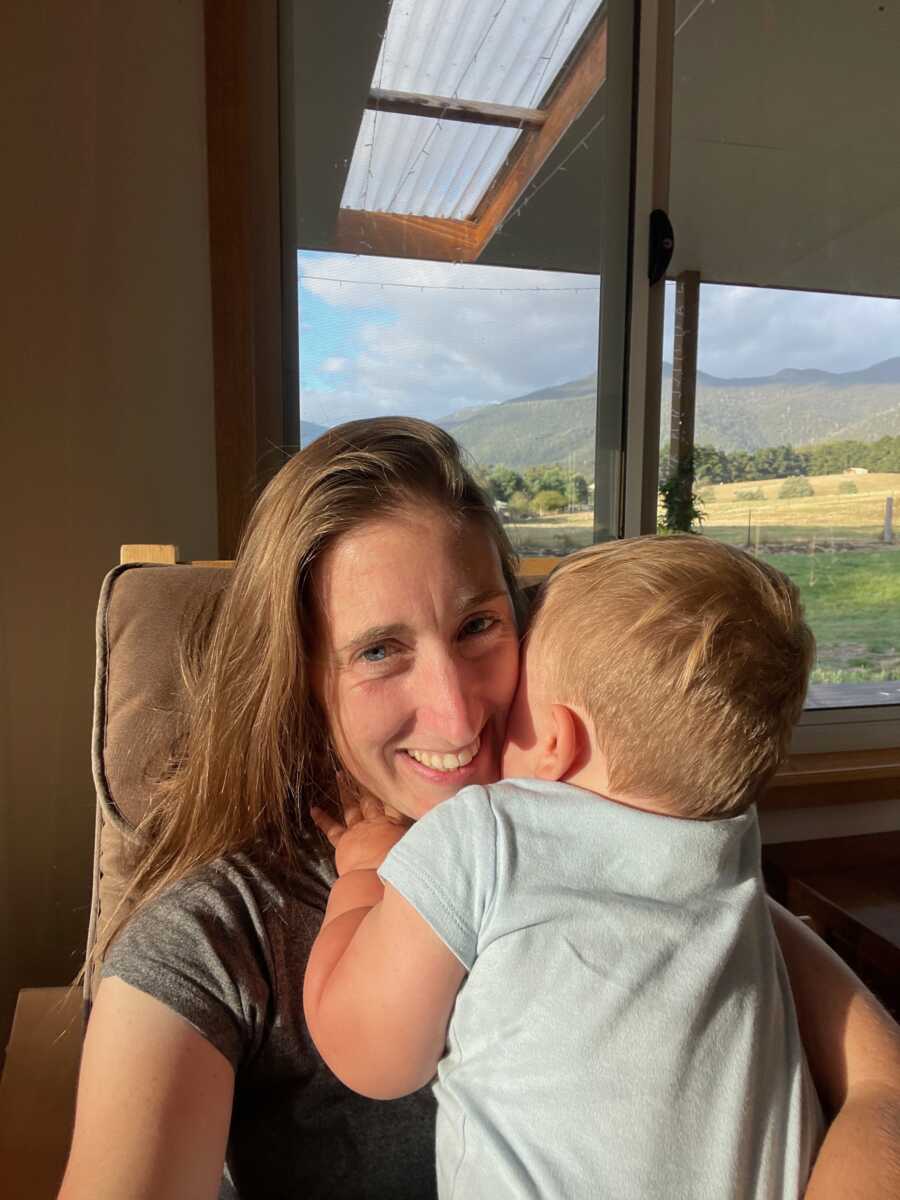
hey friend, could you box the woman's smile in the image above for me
[312,506,520,822]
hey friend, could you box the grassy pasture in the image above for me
[505,472,900,684]
[698,472,899,546]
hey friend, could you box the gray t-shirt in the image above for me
[101,847,436,1199]
[379,779,823,1200]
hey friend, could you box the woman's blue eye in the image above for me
[360,644,387,663]
[462,615,494,638]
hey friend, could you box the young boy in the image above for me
[304,535,824,1199]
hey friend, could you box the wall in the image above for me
[0,2,217,1048]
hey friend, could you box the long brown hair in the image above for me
[96,417,524,962]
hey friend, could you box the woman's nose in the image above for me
[416,654,483,747]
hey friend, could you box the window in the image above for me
[661,1,900,723]
[299,250,601,558]
[286,0,654,556]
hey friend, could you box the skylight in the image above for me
[341,0,603,220]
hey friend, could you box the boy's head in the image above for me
[502,535,815,819]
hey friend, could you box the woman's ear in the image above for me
[533,704,582,782]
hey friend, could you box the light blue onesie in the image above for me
[378,778,823,1200]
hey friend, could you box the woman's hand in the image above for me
[312,785,410,876]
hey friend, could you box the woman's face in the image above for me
[313,506,520,821]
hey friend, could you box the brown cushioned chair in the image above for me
[0,555,233,1200]
[84,560,232,1009]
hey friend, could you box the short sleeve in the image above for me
[101,863,272,1071]
[378,786,497,970]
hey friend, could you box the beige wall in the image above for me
[0,2,217,1046]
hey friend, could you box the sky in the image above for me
[298,249,900,429]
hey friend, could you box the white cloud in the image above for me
[299,253,601,426]
[300,255,900,429]
[321,356,349,373]
[664,283,900,379]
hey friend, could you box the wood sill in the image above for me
[760,748,900,811]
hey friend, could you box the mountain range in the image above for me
[299,356,900,469]
[440,356,900,472]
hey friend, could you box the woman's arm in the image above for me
[57,977,234,1200]
[769,899,900,1199]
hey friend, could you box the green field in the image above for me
[736,547,900,684]
[505,471,900,684]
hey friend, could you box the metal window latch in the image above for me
[648,209,675,285]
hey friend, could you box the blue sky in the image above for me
[299,249,900,429]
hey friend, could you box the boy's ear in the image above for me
[533,704,582,782]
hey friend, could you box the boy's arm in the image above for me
[304,800,466,1099]
[768,900,900,1199]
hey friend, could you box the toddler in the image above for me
[304,534,824,1199]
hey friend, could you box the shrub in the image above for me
[734,488,766,502]
[778,476,814,499]
[531,489,567,514]
[838,480,859,495]
[507,490,533,520]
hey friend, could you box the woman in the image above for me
[59,418,900,1199]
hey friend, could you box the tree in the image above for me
[571,473,589,505]
[531,489,567,514]
[659,456,704,532]
[508,490,532,520]
[778,476,814,499]
[485,465,524,502]
[693,444,731,485]
[523,464,569,497]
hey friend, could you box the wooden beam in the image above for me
[204,0,286,559]
[470,15,608,253]
[669,270,700,477]
[367,88,546,131]
[334,209,480,263]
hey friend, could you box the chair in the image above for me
[0,548,232,1200]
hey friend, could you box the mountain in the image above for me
[440,357,900,471]
[300,419,329,447]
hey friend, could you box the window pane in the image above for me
[660,282,900,709]
[664,1,900,710]
[285,0,639,558]
[299,251,601,557]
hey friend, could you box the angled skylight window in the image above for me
[341,0,604,220]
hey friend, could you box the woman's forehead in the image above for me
[314,510,508,640]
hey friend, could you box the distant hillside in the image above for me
[440,357,900,471]
[300,419,329,447]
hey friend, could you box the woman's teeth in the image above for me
[406,735,480,772]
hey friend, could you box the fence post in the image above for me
[885,495,894,544]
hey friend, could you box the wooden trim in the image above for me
[368,89,546,130]
[469,15,608,253]
[763,830,900,877]
[204,0,285,559]
[334,209,480,263]
[120,544,179,565]
[669,270,700,476]
[760,747,900,810]
[516,556,563,579]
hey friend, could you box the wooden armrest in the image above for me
[0,987,84,1200]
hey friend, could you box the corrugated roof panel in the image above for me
[341,0,603,219]
[343,111,519,219]
[376,0,601,108]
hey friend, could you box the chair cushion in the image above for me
[87,565,231,1002]
[93,563,231,833]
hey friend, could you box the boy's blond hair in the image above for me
[531,535,815,818]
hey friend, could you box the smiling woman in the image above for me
[312,506,521,821]
[58,416,900,1200]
